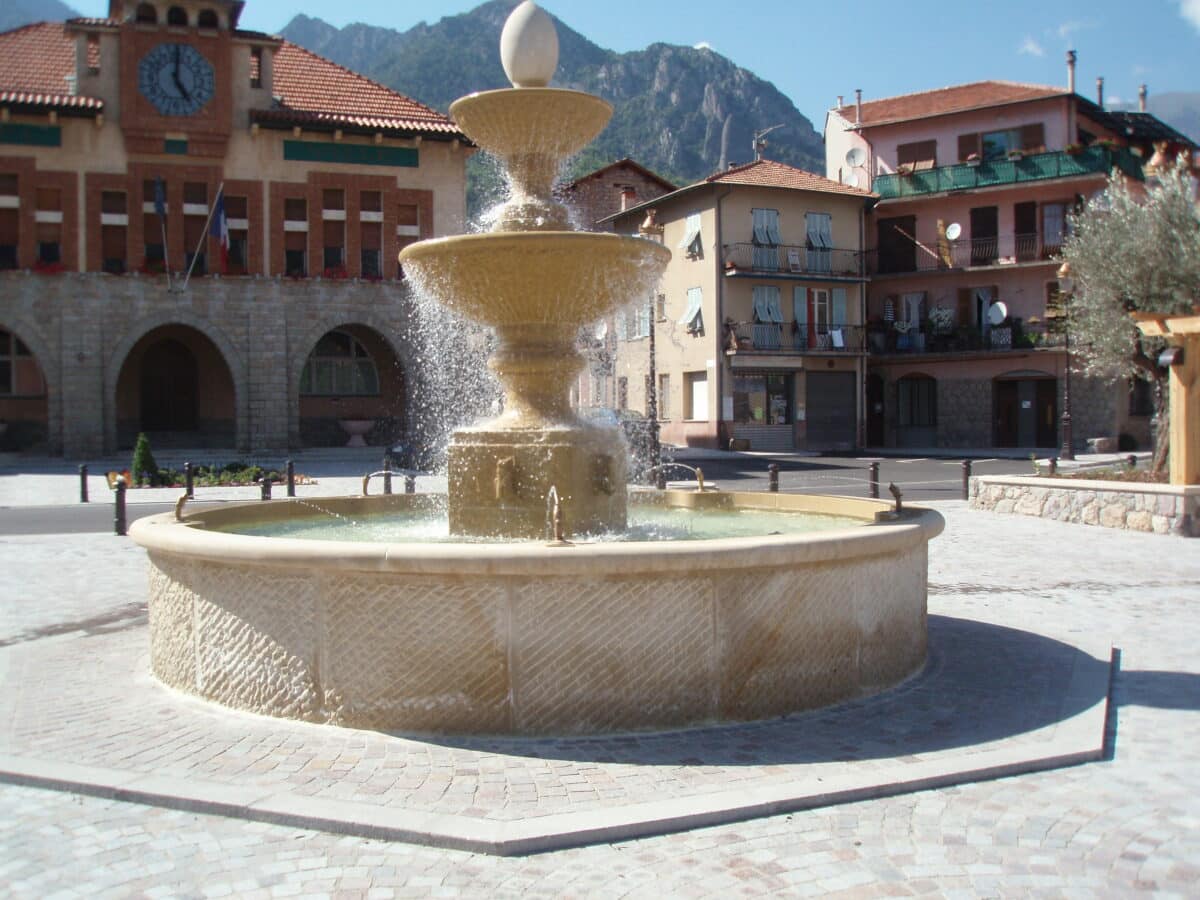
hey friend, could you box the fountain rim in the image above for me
[399,229,673,259]
[128,491,944,578]
[449,85,614,118]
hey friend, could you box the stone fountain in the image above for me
[128,3,943,736]
[401,2,670,538]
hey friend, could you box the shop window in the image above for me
[300,331,379,395]
[733,373,791,425]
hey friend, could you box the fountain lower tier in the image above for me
[129,491,944,736]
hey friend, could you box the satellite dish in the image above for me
[988,301,1008,326]
[845,147,866,168]
[844,170,861,188]
[945,222,962,241]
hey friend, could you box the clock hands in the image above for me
[172,45,190,101]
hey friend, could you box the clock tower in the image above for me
[116,0,237,157]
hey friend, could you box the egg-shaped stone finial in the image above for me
[500,1,558,88]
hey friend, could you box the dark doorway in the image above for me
[994,380,1018,447]
[140,339,198,432]
[877,216,916,274]
[1036,379,1058,447]
[1014,201,1038,261]
[806,371,857,450]
[994,377,1057,448]
[866,373,885,446]
[969,206,998,265]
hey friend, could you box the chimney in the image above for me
[619,186,636,211]
[1139,84,1148,112]
[837,94,844,110]
[1096,76,1104,109]
[855,89,862,125]
[1066,50,1077,94]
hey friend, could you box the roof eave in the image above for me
[248,112,467,143]
[848,92,1070,130]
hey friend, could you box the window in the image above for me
[284,197,307,277]
[183,183,207,275]
[684,371,708,421]
[249,47,263,88]
[225,196,247,274]
[617,376,628,411]
[678,212,702,257]
[300,331,379,395]
[897,140,937,170]
[805,212,832,273]
[752,285,783,350]
[323,224,345,273]
[396,202,420,250]
[134,3,156,24]
[1042,202,1068,255]
[625,302,651,339]
[811,288,831,334]
[751,208,780,269]
[197,8,219,28]
[0,173,17,271]
[679,286,703,335]
[981,129,1019,160]
[284,197,307,222]
[970,123,1047,161]
[969,206,998,265]
[166,6,188,26]
[35,187,62,267]
[101,191,126,275]
[655,293,667,322]
[142,179,166,272]
[898,375,937,427]
[361,223,382,279]
[658,373,670,419]
[733,373,790,425]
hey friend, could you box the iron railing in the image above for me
[866,320,1067,355]
[727,321,865,353]
[872,145,1144,201]
[722,243,865,278]
[869,232,1065,275]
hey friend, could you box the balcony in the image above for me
[872,145,1144,201]
[726,321,865,354]
[870,232,1064,275]
[722,243,865,279]
[867,320,1066,356]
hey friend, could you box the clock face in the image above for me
[138,43,215,117]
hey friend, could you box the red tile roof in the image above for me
[0,23,86,101]
[705,158,874,197]
[265,42,461,137]
[836,81,1067,127]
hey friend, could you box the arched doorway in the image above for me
[116,325,236,448]
[0,325,49,450]
[298,325,405,448]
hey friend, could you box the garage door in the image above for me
[806,372,856,450]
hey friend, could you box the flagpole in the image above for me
[179,181,224,293]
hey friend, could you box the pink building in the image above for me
[825,61,1196,452]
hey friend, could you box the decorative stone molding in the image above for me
[969,475,1199,537]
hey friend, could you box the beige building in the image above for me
[0,0,470,456]
[608,158,875,451]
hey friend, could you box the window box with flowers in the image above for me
[323,265,348,280]
[32,259,66,275]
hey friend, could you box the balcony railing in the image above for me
[869,232,1064,275]
[727,321,865,354]
[722,243,865,278]
[867,320,1066,355]
[872,145,1144,201]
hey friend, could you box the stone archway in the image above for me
[114,324,237,449]
[0,322,52,451]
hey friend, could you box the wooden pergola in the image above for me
[1133,311,1200,485]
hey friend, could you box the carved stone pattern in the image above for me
[191,562,320,720]
[323,575,511,732]
[513,576,714,733]
[852,547,928,692]
[146,554,196,689]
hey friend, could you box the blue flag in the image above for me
[153,178,166,219]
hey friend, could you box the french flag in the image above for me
[209,191,229,273]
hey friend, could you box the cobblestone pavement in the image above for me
[2,502,1200,896]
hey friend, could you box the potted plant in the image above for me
[1007,149,1025,161]
[965,152,982,166]
[1064,143,1084,155]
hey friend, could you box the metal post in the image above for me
[260,477,272,501]
[404,474,416,494]
[961,459,972,499]
[768,463,779,493]
[1127,454,1137,469]
[114,477,126,536]
[286,459,295,497]
[869,461,880,499]
[184,461,194,499]
[382,455,393,495]
[1049,457,1058,476]
[1060,296,1075,460]
[79,464,88,503]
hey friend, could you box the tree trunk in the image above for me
[1152,375,1170,475]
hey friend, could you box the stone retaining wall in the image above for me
[970,475,1198,537]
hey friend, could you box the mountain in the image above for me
[0,0,79,31]
[1113,92,1200,145]
[281,1,824,202]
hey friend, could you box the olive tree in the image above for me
[1061,157,1200,472]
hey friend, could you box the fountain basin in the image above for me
[129,491,943,736]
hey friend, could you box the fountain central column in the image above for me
[399,2,671,539]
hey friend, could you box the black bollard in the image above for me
[382,455,393,495]
[404,474,416,494]
[114,477,127,536]
[768,463,779,493]
[869,461,880,499]
[961,459,972,499]
[286,459,295,497]
[184,461,194,499]
[1048,457,1058,476]
[79,464,89,503]
[1127,454,1137,469]
[260,477,273,501]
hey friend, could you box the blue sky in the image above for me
[78,0,1199,128]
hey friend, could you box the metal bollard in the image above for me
[1048,457,1058,476]
[961,459,972,500]
[405,474,416,494]
[286,459,296,497]
[1127,454,1137,469]
[869,461,880,499]
[79,464,89,503]
[260,477,273,501]
[184,461,194,499]
[382,455,393,495]
[767,463,779,493]
[114,477,127,536]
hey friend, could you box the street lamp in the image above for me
[1055,260,1075,460]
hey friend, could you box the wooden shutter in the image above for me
[898,139,937,169]
[102,224,125,259]
[958,133,980,161]
[1019,123,1045,152]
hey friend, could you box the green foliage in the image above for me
[130,432,158,486]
